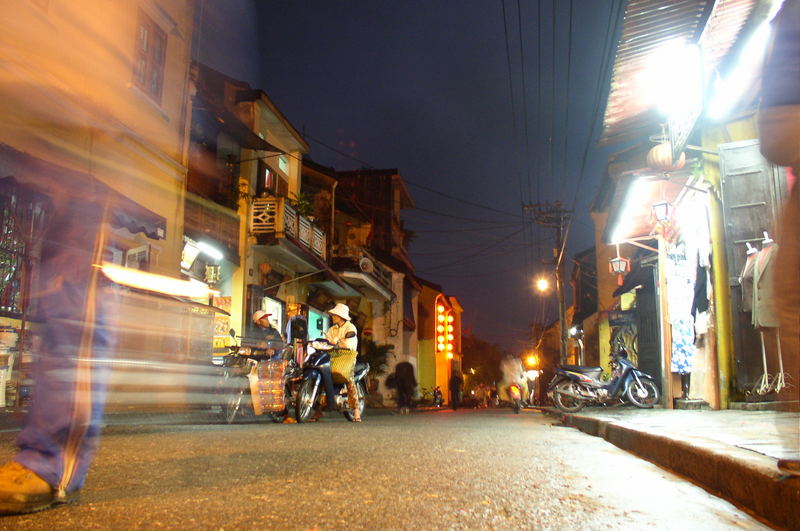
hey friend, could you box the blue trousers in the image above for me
[14,200,115,498]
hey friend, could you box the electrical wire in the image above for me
[557,0,624,267]
[415,227,524,273]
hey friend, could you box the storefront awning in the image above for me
[0,144,166,240]
[603,167,699,245]
[254,238,347,290]
[337,271,395,303]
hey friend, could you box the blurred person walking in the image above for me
[449,370,463,410]
[394,361,416,415]
[0,189,127,514]
[758,0,800,477]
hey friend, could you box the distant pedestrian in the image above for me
[394,361,416,415]
[449,370,463,410]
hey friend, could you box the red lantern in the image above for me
[647,142,686,172]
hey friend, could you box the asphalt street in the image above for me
[0,408,770,530]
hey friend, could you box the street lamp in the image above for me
[535,277,550,293]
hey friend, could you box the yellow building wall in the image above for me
[0,1,195,275]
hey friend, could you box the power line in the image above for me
[561,0,624,263]
[304,132,523,220]
[562,0,574,183]
[406,223,523,234]
[404,180,522,219]
[416,227,524,273]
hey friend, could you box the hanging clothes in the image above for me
[665,240,697,374]
[739,251,758,313]
[752,243,780,328]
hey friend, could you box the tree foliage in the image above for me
[359,339,394,378]
[461,332,507,386]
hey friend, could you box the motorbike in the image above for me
[432,386,444,407]
[294,337,369,422]
[214,330,302,423]
[547,348,660,413]
[508,382,522,414]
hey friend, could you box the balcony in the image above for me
[330,246,394,302]
[250,196,328,273]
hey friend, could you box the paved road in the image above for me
[0,409,769,530]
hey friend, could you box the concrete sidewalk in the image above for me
[542,406,800,529]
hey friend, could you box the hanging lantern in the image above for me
[609,255,630,287]
[647,142,686,172]
[204,264,221,286]
[651,201,673,222]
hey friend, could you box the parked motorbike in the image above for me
[214,330,301,423]
[508,382,522,414]
[294,337,369,422]
[432,386,444,407]
[547,348,660,413]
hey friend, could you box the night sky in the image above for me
[196,0,622,352]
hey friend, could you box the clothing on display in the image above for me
[670,317,696,374]
[739,247,758,313]
[665,240,698,375]
[752,241,780,329]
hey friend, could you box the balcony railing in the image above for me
[250,197,326,260]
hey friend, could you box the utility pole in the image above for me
[524,201,572,365]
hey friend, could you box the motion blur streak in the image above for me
[99,263,218,299]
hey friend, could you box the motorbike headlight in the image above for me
[238,347,251,356]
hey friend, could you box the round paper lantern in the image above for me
[647,142,686,172]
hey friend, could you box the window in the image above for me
[133,10,167,103]
[125,245,150,271]
[0,183,48,316]
[278,155,290,174]
[256,160,289,198]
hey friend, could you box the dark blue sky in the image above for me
[196,0,621,351]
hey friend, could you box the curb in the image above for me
[545,409,800,529]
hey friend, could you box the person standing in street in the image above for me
[757,0,800,477]
[394,361,417,415]
[449,370,463,410]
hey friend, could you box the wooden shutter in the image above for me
[719,139,786,286]
[719,139,788,391]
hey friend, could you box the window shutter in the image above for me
[719,139,785,285]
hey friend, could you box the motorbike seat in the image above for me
[561,365,603,378]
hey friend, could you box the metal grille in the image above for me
[298,216,311,247]
[311,226,326,259]
[0,185,47,315]
[283,203,297,238]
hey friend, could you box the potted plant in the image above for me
[289,191,314,220]
[359,339,394,394]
